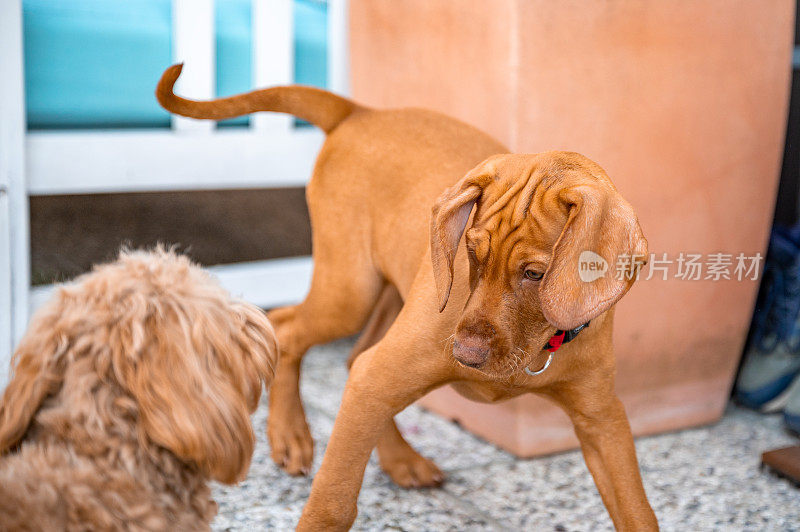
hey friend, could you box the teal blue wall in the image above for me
[23,0,328,130]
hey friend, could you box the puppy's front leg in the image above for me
[548,376,658,531]
[297,341,449,531]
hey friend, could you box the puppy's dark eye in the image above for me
[524,270,543,281]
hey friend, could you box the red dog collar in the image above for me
[526,322,591,377]
[542,322,590,352]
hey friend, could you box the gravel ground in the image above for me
[212,339,800,531]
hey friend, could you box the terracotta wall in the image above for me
[350,0,795,454]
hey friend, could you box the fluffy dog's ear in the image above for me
[116,296,276,484]
[539,185,648,330]
[430,163,496,312]
[0,301,67,454]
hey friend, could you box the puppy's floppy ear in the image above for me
[115,295,276,484]
[430,162,496,312]
[229,301,278,410]
[539,184,648,330]
[0,300,68,454]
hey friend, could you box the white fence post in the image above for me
[0,0,29,388]
[172,0,216,133]
[327,0,349,96]
[0,181,11,388]
[252,0,294,133]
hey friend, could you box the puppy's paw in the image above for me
[380,449,444,489]
[267,415,314,476]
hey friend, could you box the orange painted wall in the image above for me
[350,0,795,454]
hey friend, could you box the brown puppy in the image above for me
[0,248,276,531]
[157,65,657,531]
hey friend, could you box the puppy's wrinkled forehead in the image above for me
[468,152,612,250]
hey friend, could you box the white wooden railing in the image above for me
[0,0,349,388]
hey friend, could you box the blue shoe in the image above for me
[783,375,800,434]
[736,225,800,411]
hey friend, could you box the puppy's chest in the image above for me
[450,381,527,403]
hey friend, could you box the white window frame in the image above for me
[0,0,349,389]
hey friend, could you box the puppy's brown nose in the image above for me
[453,336,490,368]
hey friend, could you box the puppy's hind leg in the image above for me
[348,285,443,488]
[267,254,382,476]
[346,284,404,367]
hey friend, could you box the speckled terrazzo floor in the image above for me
[212,339,800,531]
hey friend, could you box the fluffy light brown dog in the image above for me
[0,248,276,531]
[157,65,657,531]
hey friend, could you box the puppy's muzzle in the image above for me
[452,335,491,368]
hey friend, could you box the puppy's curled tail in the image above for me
[156,63,359,134]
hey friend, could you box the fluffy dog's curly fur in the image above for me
[0,248,276,531]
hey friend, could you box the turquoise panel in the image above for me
[294,0,327,89]
[23,0,173,129]
[294,0,327,127]
[23,0,328,130]
[216,0,252,128]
